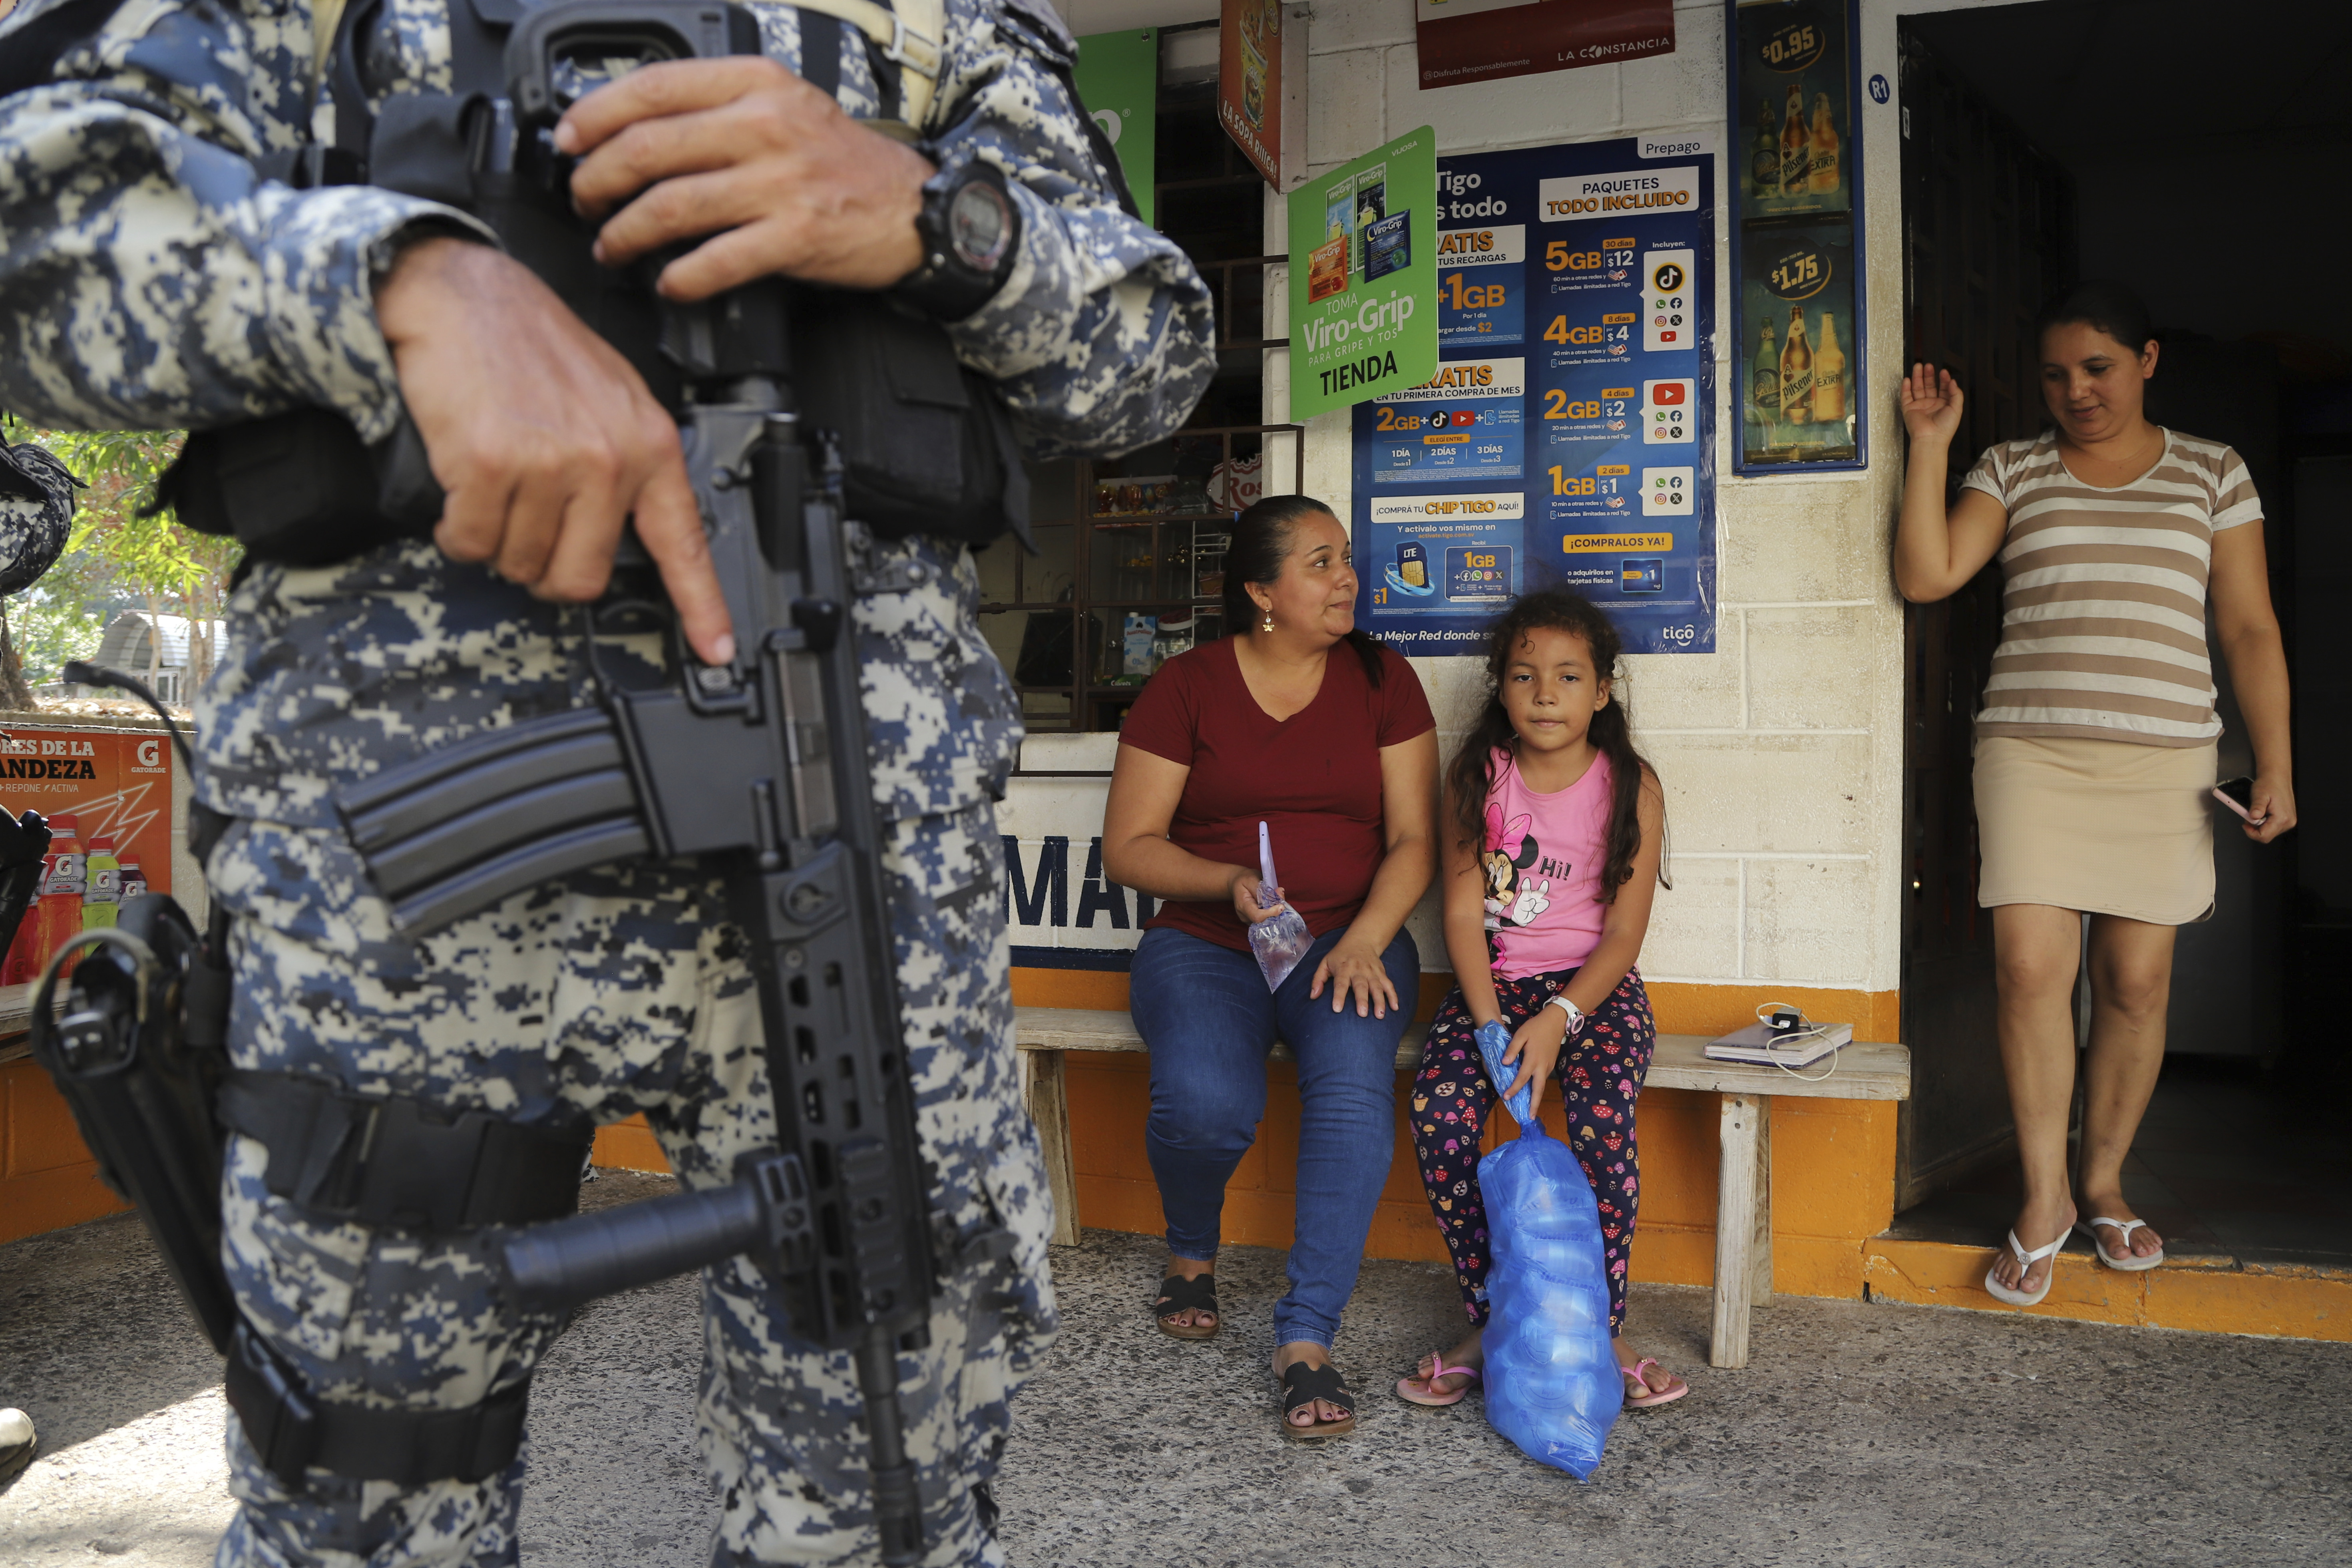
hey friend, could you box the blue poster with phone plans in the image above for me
[1354,136,1716,655]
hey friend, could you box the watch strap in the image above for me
[1545,992,1586,1035]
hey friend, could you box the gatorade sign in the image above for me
[0,723,175,983]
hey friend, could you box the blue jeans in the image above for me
[1128,922,1420,1351]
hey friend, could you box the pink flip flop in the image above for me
[1620,1358,1688,1408]
[1395,1353,1481,1407]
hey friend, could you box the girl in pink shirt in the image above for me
[1397,589,1685,1412]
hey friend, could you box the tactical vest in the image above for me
[160,0,1048,564]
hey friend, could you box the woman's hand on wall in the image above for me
[1309,935,1401,1019]
[1898,362,1965,448]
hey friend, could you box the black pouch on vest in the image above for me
[159,410,442,565]
[792,291,1032,549]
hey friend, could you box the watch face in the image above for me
[947,179,1014,274]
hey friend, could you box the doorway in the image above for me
[1890,0,2352,1269]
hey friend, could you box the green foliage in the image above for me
[0,416,243,698]
[7,589,105,686]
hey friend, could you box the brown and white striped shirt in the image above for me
[1961,429,2261,747]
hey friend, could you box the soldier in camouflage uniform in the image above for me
[0,0,1214,1561]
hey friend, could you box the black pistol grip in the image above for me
[503,1152,810,1311]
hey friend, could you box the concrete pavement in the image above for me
[4,1174,2347,1566]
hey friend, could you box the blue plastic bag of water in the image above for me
[1473,1018,1620,1479]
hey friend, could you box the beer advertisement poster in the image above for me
[1217,0,1282,187]
[1727,0,1867,474]
[0,724,175,986]
[1733,0,1853,219]
[1286,127,1439,422]
[1073,27,1160,227]
[1739,223,1857,465]
[1415,0,1675,93]
[1350,134,1717,657]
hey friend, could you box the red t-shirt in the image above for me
[1118,637,1435,952]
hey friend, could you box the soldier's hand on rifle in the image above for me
[554,56,937,300]
[373,238,737,667]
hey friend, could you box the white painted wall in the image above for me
[1005,0,2034,1000]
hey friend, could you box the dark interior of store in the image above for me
[1889,0,2351,1268]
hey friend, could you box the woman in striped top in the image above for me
[1893,281,2296,1308]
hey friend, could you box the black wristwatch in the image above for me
[896,157,1021,322]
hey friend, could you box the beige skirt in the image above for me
[1973,734,2218,925]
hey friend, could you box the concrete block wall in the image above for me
[1271,0,1913,1025]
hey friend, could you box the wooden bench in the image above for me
[1013,1006,1910,1370]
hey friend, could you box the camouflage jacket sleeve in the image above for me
[0,0,491,441]
[931,0,1216,460]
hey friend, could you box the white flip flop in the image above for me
[1984,1227,2066,1306]
[2077,1216,2165,1272]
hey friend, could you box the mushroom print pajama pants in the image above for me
[1409,968,1658,1333]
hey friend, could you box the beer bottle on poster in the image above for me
[1781,306,1814,426]
[1809,93,1841,194]
[1813,311,1848,424]
[82,835,121,929]
[1753,99,1780,195]
[1752,317,1780,435]
[1779,85,1807,195]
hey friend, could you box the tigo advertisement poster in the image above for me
[1353,134,1716,655]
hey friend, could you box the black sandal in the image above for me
[1277,1359,1357,1440]
[1152,1273,1220,1340]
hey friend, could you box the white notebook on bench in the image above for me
[1704,1020,1852,1069]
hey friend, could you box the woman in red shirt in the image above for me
[1104,495,1438,1440]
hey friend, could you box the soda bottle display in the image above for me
[1813,311,1848,423]
[1808,92,1841,194]
[1780,306,1814,426]
[1751,317,1780,434]
[82,835,121,929]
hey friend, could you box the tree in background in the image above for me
[0,417,242,706]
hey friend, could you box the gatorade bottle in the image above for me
[35,814,84,979]
[82,836,121,929]
[119,853,147,905]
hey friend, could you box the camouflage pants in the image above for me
[206,801,1056,1567]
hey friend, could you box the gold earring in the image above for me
[1261,610,1275,633]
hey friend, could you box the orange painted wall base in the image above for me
[1,1059,131,1244]
[1864,1236,2351,1341]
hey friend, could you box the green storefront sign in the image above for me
[1073,28,1158,229]
[1286,126,1439,421]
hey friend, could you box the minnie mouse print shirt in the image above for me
[1480,746,1614,979]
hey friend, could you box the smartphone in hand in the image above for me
[2212,776,2262,824]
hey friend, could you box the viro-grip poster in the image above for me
[1352,135,1716,655]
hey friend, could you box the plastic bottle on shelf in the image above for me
[81,836,121,929]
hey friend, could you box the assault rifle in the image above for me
[316,8,964,1560]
